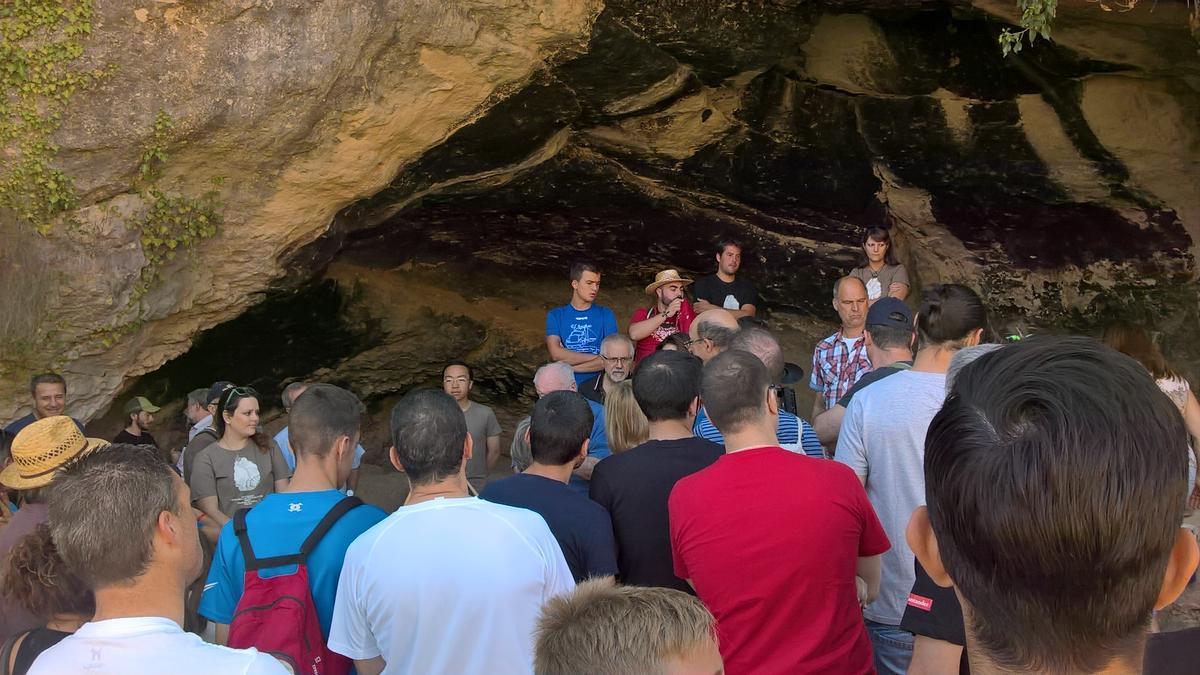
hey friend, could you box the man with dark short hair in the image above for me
[546,262,619,385]
[694,327,824,457]
[482,391,618,583]
[579,334,634,405]
[589,350,722,592]
[329,389,573,674]
[671,350,888,674]
[909,336,1200,674]
[814,297,915,447]
[113,396,161,449]
[692,239,758,319]
[274,382,366,495]
[30,445,289,674]
[442,361,502,493]
[200,384,387,653]
[4,372,83,436]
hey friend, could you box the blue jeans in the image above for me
[866,620,914,675]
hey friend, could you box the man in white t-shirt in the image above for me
[30,444,288,675]
[329,389,574,674]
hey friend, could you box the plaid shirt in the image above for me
[809,329,872,410]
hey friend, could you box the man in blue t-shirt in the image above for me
[200,384,387,647]
[482,391,617,583]
[546,262,619,385]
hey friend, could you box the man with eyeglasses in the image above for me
[686,309,740,363]
[580,335,635,405]
[442,361,502,493]
[630,270,697,365]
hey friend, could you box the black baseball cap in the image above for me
[206,381,234,405]
[866,298,913,330]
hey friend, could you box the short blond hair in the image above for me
[535,580,718,675]
[604,380,648,454]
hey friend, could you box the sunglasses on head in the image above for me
[223,386,258,408]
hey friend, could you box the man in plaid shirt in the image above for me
[810,277,872,420]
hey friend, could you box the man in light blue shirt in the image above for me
[201,384,387,648]
[275,382,364,494]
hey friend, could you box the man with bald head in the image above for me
[695,328,824,458]
[810,276,872,421]
[687,309,739,363]
[511,362,609,491]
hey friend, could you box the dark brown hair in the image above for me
[1,525,94,620]
[856,226,898,267]
[1101,322,1177,381]
[215,386,271,453]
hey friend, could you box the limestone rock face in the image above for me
[2,0,1198,424]
[0,0,601,421]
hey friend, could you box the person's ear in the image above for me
[389,446,406,473]
[523,427,531,446]
[863,330,875,348]
[765,387,779,416]
[1155,529,1200,610]
[907,506,953,587]
[463,432,474,463]
[577,439,590,463]
[688,396,701,417]
[909,329,917,351]
[966,327,984,347]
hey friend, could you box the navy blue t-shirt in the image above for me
[481,473,618,582]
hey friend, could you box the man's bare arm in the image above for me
[353,657,386,675]
[814,404,846,447]
[546,337,604,373]
[730,303,757,319]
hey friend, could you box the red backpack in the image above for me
[227,496,362,675]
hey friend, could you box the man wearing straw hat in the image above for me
[0,416,109,640]
[630,269,697,365]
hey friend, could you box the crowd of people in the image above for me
[0,229,1199,674]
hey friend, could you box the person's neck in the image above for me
[965,648,1143,675]
[45,612,88,633]
[723,421,778,454]
[648,418,693,441]
[868,259,886,271]
[405,474,470,506]
[716,270,735,283]
[91,568,185,627]
[871,348,913,370]
[841,325,864,339]
[602,375,618,392]
[456,398,472,412]
[284,457,339,493]
[523,461,574,484]
[123,423,143,437]
[912,344,958,374]
[570,295,592,311]
[218,432,251,449]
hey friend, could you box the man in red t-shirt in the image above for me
[630,269,697,364]
[669,350,890,675]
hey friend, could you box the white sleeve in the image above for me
[328,546,381,660]
[243,652,294,675]
[834,395,870,478]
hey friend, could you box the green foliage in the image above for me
[131,110,224,295]
[0,0,105,232]
[999,0,1057,55]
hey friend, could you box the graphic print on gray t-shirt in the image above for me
[190,442,291,517]
[833,369,946,626]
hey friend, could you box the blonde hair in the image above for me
[604,381,648,454]
[535,579,718,675]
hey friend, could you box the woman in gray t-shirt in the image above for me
[850,226,910,305]
[189,386,291,527]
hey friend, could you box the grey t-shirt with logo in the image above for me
[833,369,946,626]
[189,441,292,517]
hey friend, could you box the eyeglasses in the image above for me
[683,337,708,348]
[600,355,633,364]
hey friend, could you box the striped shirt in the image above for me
[694,407,825,459]
[810,329,872,410]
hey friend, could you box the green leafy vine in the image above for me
[999,0,1057,55]
[131,110,223,296]
[0,0,107,232]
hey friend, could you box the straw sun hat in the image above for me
[0,416,109,490]
[644,269,693,296]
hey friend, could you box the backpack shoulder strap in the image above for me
[298,496,363,562]
[232,508,272,571]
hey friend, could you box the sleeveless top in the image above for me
[7,627,71,675]
[1156,376,1189,415]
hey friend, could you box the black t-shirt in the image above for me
[589,436,724,592]
[692,275,759,312]
[579,374,605,405]
[836,362,912,408]
[481,473,618,583]
[112,428,159,448]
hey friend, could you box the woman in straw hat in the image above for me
[630,269,697,365]
[0,417,107,642]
